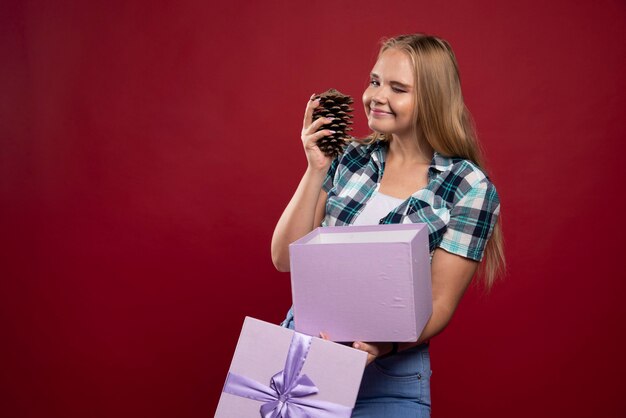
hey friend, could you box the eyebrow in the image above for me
[370,73,412,89]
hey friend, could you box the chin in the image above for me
[368,121,392,135]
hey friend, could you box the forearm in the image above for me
[271,167,326,271]
[398,300,452,351]
[351,301,454,364]
[397,249,476,351]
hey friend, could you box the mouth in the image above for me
[370,107,393,117]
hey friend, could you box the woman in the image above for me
[271,33,504,417]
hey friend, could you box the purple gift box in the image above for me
[215,317,367,418]
[289,224,432,342]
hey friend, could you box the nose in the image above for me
[371,89,387,106]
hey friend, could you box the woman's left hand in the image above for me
[320,332,393,365]
[352,341,394,365]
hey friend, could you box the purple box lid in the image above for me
[289,224,432,342]
[215,317,367,417]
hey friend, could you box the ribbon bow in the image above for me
[223,333,352,418]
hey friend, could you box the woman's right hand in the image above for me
[301,94,335,172]
[271,95,334,271]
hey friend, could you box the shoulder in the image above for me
[335,139,384,169]
[436,156,501,260]
[432,154,498,206]
[322,139,381,191]
[343,138,382,158]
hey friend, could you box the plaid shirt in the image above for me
[322,140,500,261]
[281,140,500,329]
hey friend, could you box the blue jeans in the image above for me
[352,343,432,417]
[281,310,432,417]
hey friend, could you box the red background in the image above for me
[2,1,625,417]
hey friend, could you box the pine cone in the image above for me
[312,88,354,158]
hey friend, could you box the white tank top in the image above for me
[351,191,406,226]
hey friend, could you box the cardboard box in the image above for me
[289,224,432,342]
[215,317,367,417]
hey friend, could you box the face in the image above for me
[362,48,416,138]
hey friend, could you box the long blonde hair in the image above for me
[372,34,505,289]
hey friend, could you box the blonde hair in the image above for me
[371,33,505,289]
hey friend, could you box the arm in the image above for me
[271,176,327,271]
[271,96,335,272]
[354,248,478,364]
[400,248,478,348]
[354,176,499,362]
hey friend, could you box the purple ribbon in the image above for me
[222,332,353,418]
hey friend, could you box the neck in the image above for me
[387,129,433,165]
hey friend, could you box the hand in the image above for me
[319,332,393,366]
[301,94,335,172]
[352,341,394,365]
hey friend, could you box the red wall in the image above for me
[2,1,625,417]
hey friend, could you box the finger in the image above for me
[305,116,335,136]
[304,129,336,146]
[352,341,373,354]
[353,341,381,356]
[302,95,321,129]
[353,342,378,365]
[319,332,331,340]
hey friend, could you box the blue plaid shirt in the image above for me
[322,140,500,261]
[281,139,500,328]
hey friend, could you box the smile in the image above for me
[370,108,393,117]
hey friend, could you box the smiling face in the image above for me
[362,48,416,139]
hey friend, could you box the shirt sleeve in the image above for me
[438,178,500,261]
[322,157,340,193]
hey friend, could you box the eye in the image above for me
[392,86,406,93]
[369,79,380,87]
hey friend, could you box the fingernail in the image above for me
[353,342,360,349]
[328,130,336,134]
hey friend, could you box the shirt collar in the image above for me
[367,140,455,173]
[430,152,455,172]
